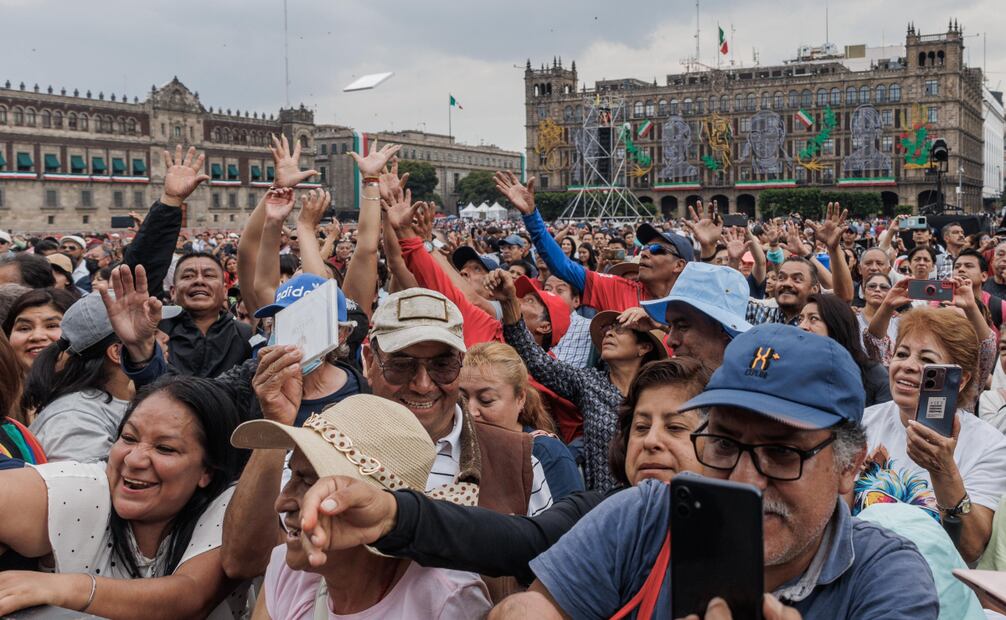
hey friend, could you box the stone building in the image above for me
[525,23,986,218]
[0,77,316,233]
[312,126,522,215]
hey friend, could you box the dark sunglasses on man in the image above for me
[373,348,462,385]
[642,243,680,258]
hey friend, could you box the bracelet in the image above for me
[81,574,97,612]
[362,176,380,184]
[362,195,380,201]
[699,253,716,262]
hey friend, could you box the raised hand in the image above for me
[880,278,912,311]
[724,227,751,263]
[951,276,975,311]
[494,171,536,215]
[264,187,296,224]
[298,476,400,567]
[160,145,211,207]
[413,202,435,242]
[349,139,402,178]
[616,306,660,332]
[806,202,848,250]
[270,133,319,188]
[325,218,343,242]
[784,224,812,258]
[97,264,162,363]
[483,268,517,303]
[683,200,723,253]
[382,188,420,237]
[251,345,304,426]
[298,189,331,230]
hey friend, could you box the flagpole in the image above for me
[449,96,453,142]
[716,22,721,70]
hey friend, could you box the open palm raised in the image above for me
[161,145,211,206]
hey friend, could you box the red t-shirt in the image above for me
[582,270,653,312]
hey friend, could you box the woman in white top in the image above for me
[862,306,1006,563]
[855,273,899,345]
[0,375,245,619]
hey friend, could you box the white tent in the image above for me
[459,203,480,219]
[487,201,508,221]
[476,202,491,219]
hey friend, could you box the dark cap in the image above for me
[635,223,694,262]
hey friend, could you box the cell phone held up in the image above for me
[906,279,955,303]
[914,364,962,437]
[671,475,764,620]
[902,215,928,230]
[722,213,749,229]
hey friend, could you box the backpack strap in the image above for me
[610,531,671,620]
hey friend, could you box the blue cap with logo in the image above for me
[679,323,865,429]
[254,273,347,321]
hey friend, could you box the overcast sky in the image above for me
[2,0,1004,152]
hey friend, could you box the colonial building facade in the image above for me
[312,126,522,215]
[525,23,987,218]
[0,77,316,232]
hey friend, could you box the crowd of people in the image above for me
[1,135,1006,618]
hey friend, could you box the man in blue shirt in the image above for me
[496,324,939,619]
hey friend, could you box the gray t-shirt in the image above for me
[30,389,129,463]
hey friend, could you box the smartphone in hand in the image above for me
[915,364,962,437]
[723,213,749,229]
[906,279,955,302]
[671,475,764,620]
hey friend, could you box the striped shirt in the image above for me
[426,405,553,517]
[551,311,594,369]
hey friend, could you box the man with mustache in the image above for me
[746,257,819,326]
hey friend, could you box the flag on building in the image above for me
[718,26,728,55]
[795,109,815,128]
[637,119,653,138]
[450,94,463,110]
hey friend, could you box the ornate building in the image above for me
[525,23,986,217]
[312,127,522,215]
[0,77,317,232]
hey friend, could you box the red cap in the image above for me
[514,275,571,348]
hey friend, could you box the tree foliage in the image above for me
[456,171,503,207]
[397,160,439,202]
[758,189,883,220]
[535,192,579,221]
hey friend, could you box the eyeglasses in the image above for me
[689,421,836,481]
[373,349,462,385]
[865,283,891,291]
[643,243,680,258]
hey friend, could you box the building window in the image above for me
[213,214,219,223]
[174,125,182,139]
[81,190,92,208]
[927,106,938,123]
[0,189,3,208]
[925,79,939,96]
[212,193,221,209]
[13,107,23,125]
[746,93,756,111]
[761,93,771,109]
[881,109,894,127]
[773,92,784,109]
[658,100,667,115]
[453,172,460,188]
[823,167,834,183]
[80,114,88,130]
[537,105,547,119]
[134,191,145,208]
[25,109,36,126]
[53,111,63,128]
[875,85,887,103]
[539,175,549,189]
[0,106,6,123]
[247,193,257,209]
[800,90,812,108]
[320,166,327,182]
[228,193,238,209]
[68,112,77,129]
[113,191,124,209]
[822,139,835,155]
[889,83,901,102]
[816,89,828,107]
[734,94,744,111]
[45,190,58,208]
[645,100,655,116]
[830,88,841,106]
[230,214,236,222]
[858,86,869,103]
[739,117,751,133]
[47,215,54,225]
[633,101,643,117]
[672,99,681,114]
[683,98,693,114]
[787,91,799,108]
[41,110,51,128]
[881,136,894,152]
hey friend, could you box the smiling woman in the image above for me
[0,375,247,619]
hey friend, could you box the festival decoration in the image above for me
[796,107,837,172]
[620,122,653,178]
[739,110,790,174]
[701,113,733,172]
[898,104,936,169]
[659,116,698,181]
[843,105,892,176]
[534,118,565,172]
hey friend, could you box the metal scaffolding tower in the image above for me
[560,95,648,221]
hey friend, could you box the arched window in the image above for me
[830,88,841,106]
[875,85,886,103]
[670,98,679,114]
[719,95,729,112]
[25,108,36,126]
[13,107,24,125]
[927,52,936,66]
[0,106,7,124]
[683,98,693,114]
[80,113,88,130]
[918,52,927,67]
[41,110,51,128]
[299,135,309,150]
[53,110,63,128]
[816,89,828,107]
[658,99,667,115]
[735,94,744,111]
[800,90,812,107]
[774,92,784,109]
[762,93,771,109]
[746,93,756,111]
[563,105,573,121]
[575,106,583,120]
[846,87,857,105]
[103,115,113,132]
[709,96,719,112]
[126,118,136,134]
[68,112,77,129]
[173,124,182,139]
[633,101,644,117]
[533,85,540,96]
[889,83,901,102]
[859,86,870,103]
[937,51,945,65]
[695,98,704,114]
[788,91,799,108]
[645,100,655,116]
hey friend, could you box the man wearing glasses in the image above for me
[495,171,693,313]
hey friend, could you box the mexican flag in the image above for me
[450,94,463,110]
[795,109,815,128]
[637,120,653,138]
[719,26,728,55]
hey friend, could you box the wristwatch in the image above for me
[940,494,972,517]
[423,241,434,253]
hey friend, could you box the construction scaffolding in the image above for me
[560,95,649,221]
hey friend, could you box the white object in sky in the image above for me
[343,72,394,92]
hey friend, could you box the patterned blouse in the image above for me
[503,319,623,491]
[0,417,47,468]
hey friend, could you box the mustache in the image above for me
[763,497,792,519]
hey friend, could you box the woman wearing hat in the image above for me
[233,394,491,619]
[485,269,666,491]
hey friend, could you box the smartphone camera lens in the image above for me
[675,503,691,519]
[925,285,937,296]
[674,487,691,502]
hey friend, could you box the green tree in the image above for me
[457,171,503,206]
[397,160,439,202]
[758,189,882,220]
[535,192,578,221]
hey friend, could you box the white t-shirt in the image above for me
[33,461,244,620]
[263,544,491,619]
[862,401,1006,510]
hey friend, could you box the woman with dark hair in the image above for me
[0,375,246,619]
[22,294,133,462]
[1,288,76,376]
[855,273,898,344]
[559,235,577,260]
[799,293,891,407]
[576,242,597,272]
[0,333,45,464]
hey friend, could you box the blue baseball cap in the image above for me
[635,223,694,262]
[451,246,500,273]
[641,262,752,337]
[254,273,347,321]
[679,323,865,429]
[501,234,527,248]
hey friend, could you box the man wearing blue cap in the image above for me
[495,172,692,312]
